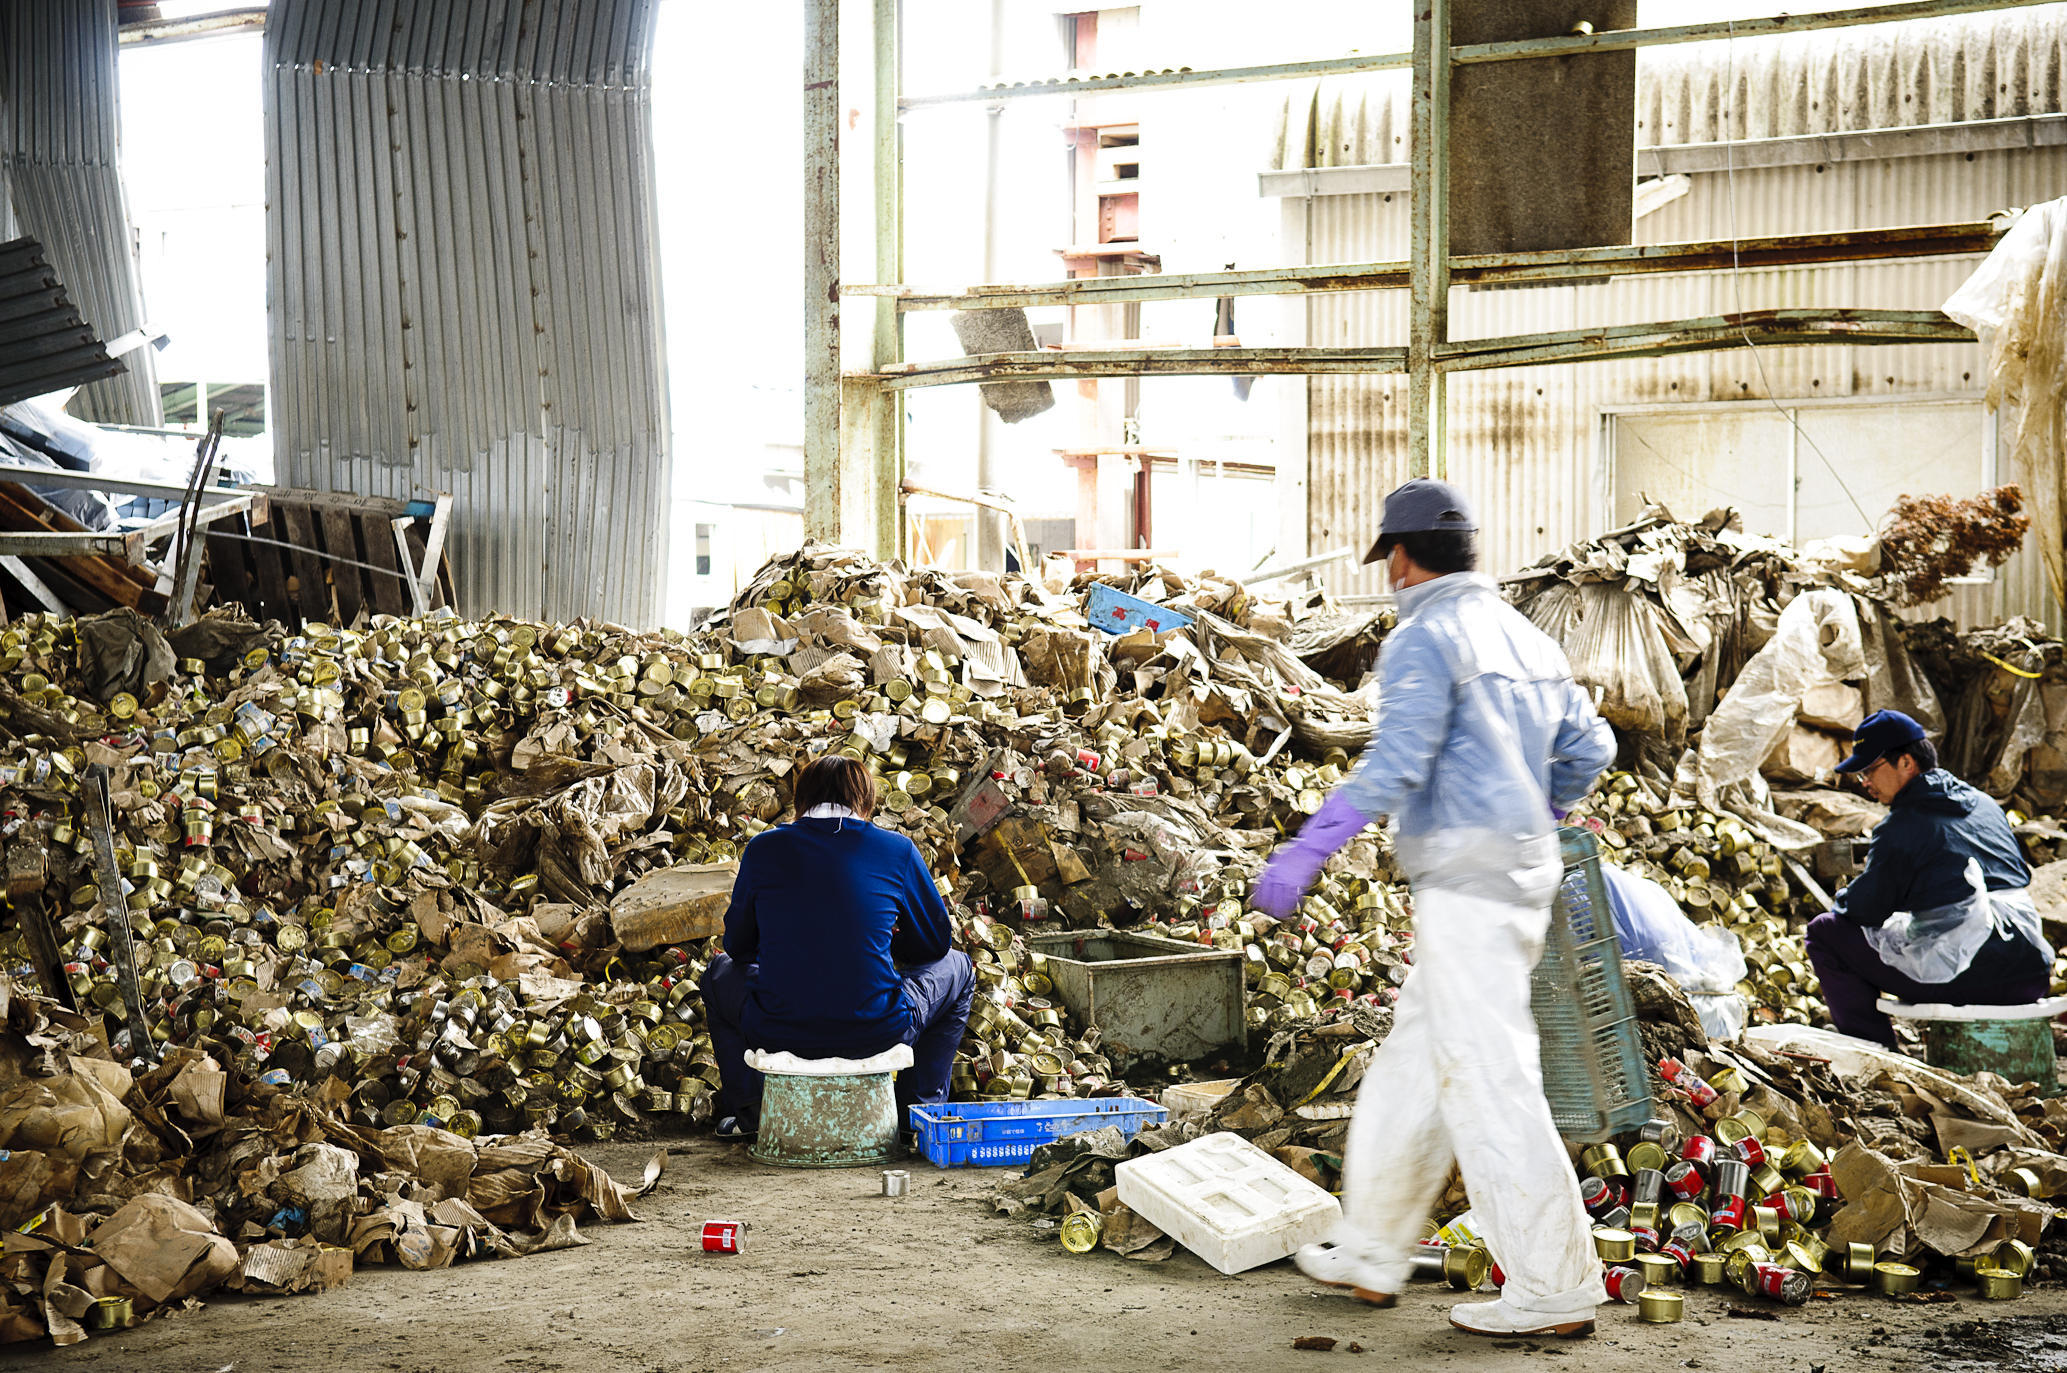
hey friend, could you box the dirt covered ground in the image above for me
[9,1136,2067,1373]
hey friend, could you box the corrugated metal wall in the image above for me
[265,0,671,625]
[1281,5,2067,630]
[0,0,161,425]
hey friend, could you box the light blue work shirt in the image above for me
[1335,572,1615,901]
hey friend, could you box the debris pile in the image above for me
[0,974,657,1346]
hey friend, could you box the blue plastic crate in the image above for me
[907,1096,1169,1168]
[1085,583,1194,637]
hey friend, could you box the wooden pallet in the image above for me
[0,481,165,615]
[204,488,454,628]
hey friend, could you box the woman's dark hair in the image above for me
[1901,738,1939,774]
[1372,529,1478,574]
[794,754,877,819]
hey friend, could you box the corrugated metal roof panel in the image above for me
[264,0,671,625]
[0,0,161,426]
[1277,3,2067,171]
[0,236,126,407]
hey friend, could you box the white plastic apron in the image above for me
[1862,858,2051,984]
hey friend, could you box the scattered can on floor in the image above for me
[1637,1290,1685,1324]
[1874,1262,1921,1296]
[882,1169,909,1198]
[701,1219,746,1254]
[1977,1267,2025,1301]
[1604,1265,1648,1304]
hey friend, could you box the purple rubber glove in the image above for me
[1252,791,1375,918]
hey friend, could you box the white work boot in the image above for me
[1448,1297,1596,1338]
[1294,1243,1399,1307]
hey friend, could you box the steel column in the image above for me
[804,0,843,542]
[872,0,905,559]
[1408,0,1451,481]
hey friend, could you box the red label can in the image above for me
[1604,1265,1647,1303]
[1631,1223,1661,1253]
[1732,1136,1767,1168]
[1749,1261,1811,1306]
[1664,1161,1707,1201]
[1709,1196,1748,1234]
[701,1220,746,1254]
[1580,1176,1618,1217]
[1762,1190,1808,1223]
[1660,1239,1697,1272]
[1800,1171,1839,1200]
[1681,1135,1718,1174]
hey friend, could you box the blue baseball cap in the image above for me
[1834,709,1927,774]
[1364,479,1478,563]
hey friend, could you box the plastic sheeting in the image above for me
[1677,589,1866,847]
[1602,864,1750,1041]
[1526,582,1689,744]
[1944,198,2067,615]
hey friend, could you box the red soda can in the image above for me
[1749,1261,1811,1306]
[701,1220,746,1254]
[1604,1265,1648,1303]
[1074,749,1101,772]
[1709,1195,1748,1234]
[1664,1161,1707,1202]
[1732,1135,1767,1168]
[1681,1134,1718,1176]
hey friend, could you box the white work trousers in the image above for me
[1334,885,1605,1313]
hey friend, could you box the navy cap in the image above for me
[1834,709,1927,774]
[1364,478,1479,563]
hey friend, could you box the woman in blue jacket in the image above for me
[699,754,974,1138]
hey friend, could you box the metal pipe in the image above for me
[803,0,842,542]
[119,7,267,46]
[1437,308,1970,371]
[974,0,1006,572]
[1451,0,2058,65]
[1246,546,1358,584]
[1407,0,1450,481]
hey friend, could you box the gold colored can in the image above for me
[1626,1142,1668,1173]
[1667,1202,1708,1233]
[1976,1267,2024,1301]
[1841,1242,1877,1283]
[1637,1290,1685,1324]
[1632,1253,1679,1288]
[1593,1228,1636,1263]
[1874,1262,1920,1296]
[1690,1252,1728,1286]
[1993,1239,2037,1279]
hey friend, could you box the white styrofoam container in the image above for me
[1115,1131,1342,1275]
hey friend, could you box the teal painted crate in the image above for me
[1534,827,1655,1142]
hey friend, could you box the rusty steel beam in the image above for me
[1439,308,1974,371]
[876,347,1409,391]
[851,222,2002,312]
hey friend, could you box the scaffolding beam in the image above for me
[1439,308,1973,370]
[877,347,1409,391]
[803,0,842,542]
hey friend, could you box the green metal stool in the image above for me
[745,1045,912,1168]
[1878,996,2067,1093]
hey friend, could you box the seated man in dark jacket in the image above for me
[699,754,975,1137]
[1805,710,2050,1046]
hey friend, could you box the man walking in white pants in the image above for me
[1252,478,1616,1338]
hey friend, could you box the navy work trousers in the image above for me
[699,950,975,1124]
[1804,911,2050,1048]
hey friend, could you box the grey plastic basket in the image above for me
[1531,827,1654,1142]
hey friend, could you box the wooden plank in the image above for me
[262,485,413,517]
[317,505,365,626]
[241,517,293,624]
[277,501,329,625]
[205,529,253,619]
[0,486,147,610]
[357,509,409,617]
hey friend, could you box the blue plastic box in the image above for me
[907,1096,1170,1168]
[1085,583,1195,637]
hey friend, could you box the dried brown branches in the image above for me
[1880,484,2031,606]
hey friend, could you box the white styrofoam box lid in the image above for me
[1115,1131,1341,1276]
